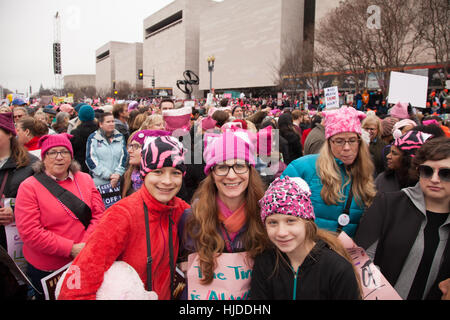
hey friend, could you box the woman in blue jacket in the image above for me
[86,112,128,188]
[281,107,376,238]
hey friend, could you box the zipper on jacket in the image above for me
[292,266,300,300]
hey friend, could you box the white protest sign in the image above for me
[388,71,428,108]
[3,198,27,274]
[324,86,340,110]
[187,252,253,300]
[338,232,402,300]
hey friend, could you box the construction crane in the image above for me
[53,11,62,95]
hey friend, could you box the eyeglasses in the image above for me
[127,143,141,151]
[46,150,71,159]
[418,165,450,182]
[330,137,361,147]
[213,163,249,176]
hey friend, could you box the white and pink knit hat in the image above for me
[259,176,315,223]
[323,106,367,139]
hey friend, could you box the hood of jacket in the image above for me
[402,183,426,215]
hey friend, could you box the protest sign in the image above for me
[97,182,121,209]
[324,86,340,110]
[41,262,72,300]
[0,245,39,293]
[187,252,253,300]
[388,71,428,108]
[338,232,402,300]
[3,198,27,274]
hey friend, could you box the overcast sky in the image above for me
[0,0,175,94]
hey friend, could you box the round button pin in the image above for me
[338,214,350,227]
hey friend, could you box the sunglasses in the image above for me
[418,165,450,182]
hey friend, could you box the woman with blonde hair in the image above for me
[179,131,269,299]
[282,107,376,238]
[139,114,165,131]
[362,115,387,176]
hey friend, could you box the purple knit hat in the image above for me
[0,112,16,136]
[39,133,74,160]
[203,131,256,175]
[140,135,186,177]
[259,176,315,223]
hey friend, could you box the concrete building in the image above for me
[198,0,306,95]
[95,41,143,94]
[143,0,211,98]
[63,74,96,88]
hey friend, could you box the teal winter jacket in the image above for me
[281,154,365,237]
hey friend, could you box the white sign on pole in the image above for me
[388,71,428,108]
[324,86,340,110]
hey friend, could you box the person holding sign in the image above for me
[58,135,190,300]
[14,133,105,299]
[179,131,269,300]
[250,176,361,300]
[355,137,450,300]
[281,106,377,238]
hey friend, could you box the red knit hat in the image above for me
[0,112,16,136]
[38,133,74,160]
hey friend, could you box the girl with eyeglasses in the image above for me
[178,131,269,300]
[281,107,377,238]
[355,137,450,300]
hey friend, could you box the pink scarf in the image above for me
[217,196,247,245]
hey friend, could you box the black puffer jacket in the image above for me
[0,153,39,248]
[70,120,98,173]
[249,240,361,300]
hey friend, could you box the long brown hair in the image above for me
[121,131,140,198]
[1,128,30,168]
[186,166,269,284]
[317,137,376,208]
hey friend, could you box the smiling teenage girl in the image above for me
[58,135,190,300]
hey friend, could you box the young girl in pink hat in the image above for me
[250,176,361,300]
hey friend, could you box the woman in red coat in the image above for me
[58,135,190,300]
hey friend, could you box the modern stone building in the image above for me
[63,74,96,88]
[143,0,211,98]
[95,41,143,94]
[138,0,346,98]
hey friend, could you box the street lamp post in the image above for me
[207,55,215,93]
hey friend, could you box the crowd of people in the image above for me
[0,89,449,301]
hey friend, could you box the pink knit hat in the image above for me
[203,131,256,175]
[390,102,409,120]
[259,176,314,223]
[323,106,366,139]
[39,133,74,160]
